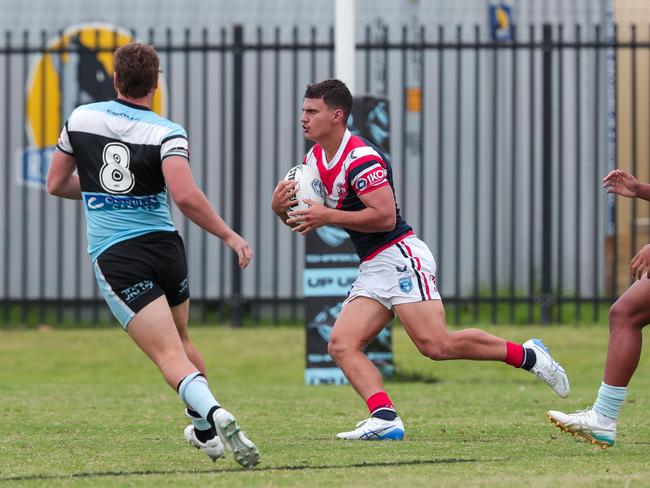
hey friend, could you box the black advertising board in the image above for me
[304,96,394,385]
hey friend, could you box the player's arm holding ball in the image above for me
[271,179,300,227]
[288,185,396,235]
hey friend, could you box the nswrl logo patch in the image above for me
[22,23,167,187]
[399,276,413,293]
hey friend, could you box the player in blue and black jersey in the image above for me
[47,42,259,468]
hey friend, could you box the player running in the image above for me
[47,42,259,467]
[547,168,650,448]
[271,79,569,441]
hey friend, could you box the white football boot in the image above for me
[523,339,570,398]
[183,425,225,462]
[212,408,260,469]
[547,408,617,448]
[336,416,405,440]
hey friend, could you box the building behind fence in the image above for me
[1,0,650,325]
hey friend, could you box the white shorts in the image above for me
[343,235,441,310]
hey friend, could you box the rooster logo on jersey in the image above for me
[336,181,349,200]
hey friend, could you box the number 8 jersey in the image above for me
[57,99,188,261]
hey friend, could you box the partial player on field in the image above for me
[548,168,650,448]
[271,79,570,441]
[47,42,259,468]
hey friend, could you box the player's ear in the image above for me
[332,108,344,124]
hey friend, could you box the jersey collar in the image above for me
[114,98,152,111]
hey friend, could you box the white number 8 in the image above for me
[100,142,135,194]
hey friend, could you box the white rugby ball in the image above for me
[284,164,325,211]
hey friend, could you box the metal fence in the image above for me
[1,22,648,326]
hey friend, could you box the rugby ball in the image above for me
[284,164,325,211]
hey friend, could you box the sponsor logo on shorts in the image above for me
[120,280,154,303]
[395,265,408,273]
[430,274,438,293]
[399,276,413,293]
[178,278,188,295]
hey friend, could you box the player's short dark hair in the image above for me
[304,79,353,124]
[113,43,160,99]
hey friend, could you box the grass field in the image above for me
[1,323,649,487]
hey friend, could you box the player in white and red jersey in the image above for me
[303,126,412,262]
[272,79,570,441]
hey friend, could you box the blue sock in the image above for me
[593,381,627,421]
[186,408,212,432]
[178,373,220,422]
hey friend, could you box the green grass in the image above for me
[1,297,614,329]
[1,324,649,487]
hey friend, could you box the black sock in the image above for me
[206,405,222,430]
[521,348,537,371]
[372,408,397,421]
[194,426,217,443]
[186,408,217,442]
[186,408,201,419]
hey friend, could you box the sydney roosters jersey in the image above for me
[304,129,412,261]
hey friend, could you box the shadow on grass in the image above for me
[1,458,488,482]
[388,369,442,384]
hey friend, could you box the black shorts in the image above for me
[93,231,189,328]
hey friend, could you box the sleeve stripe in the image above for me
[348,155,384,174]
[162,153,190,161]
[55,144,74,156]
[161,134,188,145]
[357,181,390,195]
[350,162,384,185]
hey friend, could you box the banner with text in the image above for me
[305,96,393,385]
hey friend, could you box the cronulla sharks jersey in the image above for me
[304,129,412,261]
[57,99,188,261]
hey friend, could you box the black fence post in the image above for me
[541,24,553,324]
[231,24,244,327]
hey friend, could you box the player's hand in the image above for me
[286,199,330,235]
[224,232,253,269]
[631,244,650,280]
[603,169,639,198]
[271,180,299,215]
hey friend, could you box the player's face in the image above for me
[300,97,340,142]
